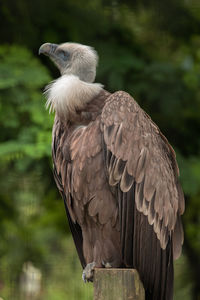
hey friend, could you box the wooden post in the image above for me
[93,268,145,300]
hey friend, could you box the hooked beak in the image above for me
[39,43,58,56]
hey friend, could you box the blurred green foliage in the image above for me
[0,45,52,159]
[0,45,71,299]
[0,0,200,299]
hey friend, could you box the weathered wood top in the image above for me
[94,268,145,300]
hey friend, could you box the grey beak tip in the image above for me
[38,48,42,55]
[38,43,58,56]
[38,44,46,55]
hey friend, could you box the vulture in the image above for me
[39,42,184,300]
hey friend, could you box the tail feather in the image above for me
[133,208,174,300]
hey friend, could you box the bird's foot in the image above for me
[102,260,112,268]
[82,262,96,283]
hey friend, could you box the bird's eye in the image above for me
[57,50,69,61]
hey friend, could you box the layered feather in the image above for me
[101,91,185,299]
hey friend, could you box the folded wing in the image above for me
[101,91,184,299]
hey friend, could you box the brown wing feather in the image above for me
[52,117,86,267]
[52,90,114,269]
[69,118,117,226]
[101,91,184,299]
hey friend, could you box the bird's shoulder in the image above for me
[102,90,179,172]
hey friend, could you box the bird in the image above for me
[39,42,185,300]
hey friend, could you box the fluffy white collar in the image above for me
[45,75,103,119]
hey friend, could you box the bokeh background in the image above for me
[0,0,200,299]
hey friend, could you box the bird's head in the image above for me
[38,42,103,119]
[39,42,98,83]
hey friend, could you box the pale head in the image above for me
[39,42,98,83]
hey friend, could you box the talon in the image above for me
[82,262,96,282]
[82,271,87,283]
[105,262,112,268]
[102,260,112,268]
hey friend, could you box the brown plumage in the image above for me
[39,42,185,300]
